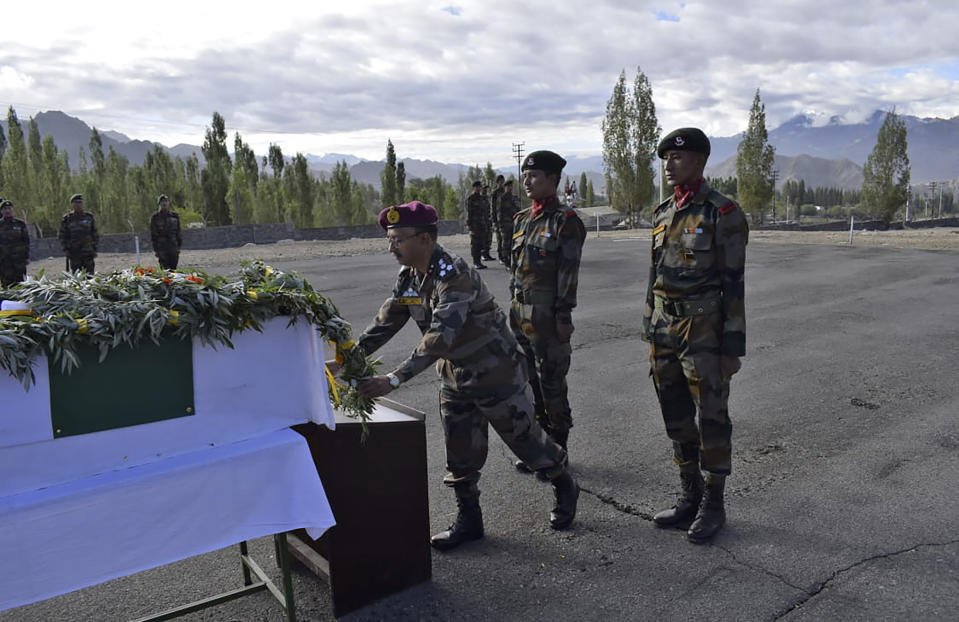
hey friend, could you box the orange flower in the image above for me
[162,277,172,285]
[185,275,203,284]
[334,352,344,364]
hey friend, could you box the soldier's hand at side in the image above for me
[324,359,342,377]
[720,355,742,379]
[555,320,574,343]
[357,375,394,398]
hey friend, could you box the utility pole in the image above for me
[938,181,944,218]
[512,143,525,181]
[770,169,779,221]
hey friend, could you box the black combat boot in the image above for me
[687,474,726,544]
[653,470,705,527]
[535,428,569,481]
[549,470,579,530]
[430,483,484,551]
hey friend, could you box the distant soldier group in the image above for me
[334,126,748,552]
[0,192,182,287]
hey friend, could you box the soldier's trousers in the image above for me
[68,254,95,273]
[156,251,179,270]
[648,310,732,475]
[498,226,512,266]
[440,382,566,487]
[516,333,573,434]
[0,263,26,287]
[469,231,485,263]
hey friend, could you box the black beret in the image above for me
[157,194,170,205]
[504,179,514,186]
[495,174,505,182]
[70,193,84,203]
[0,199,12,208]
[657,128,711,159]
[472,180,483,187]
[378,200,439,230]
[521,150,566,176]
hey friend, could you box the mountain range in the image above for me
[3,109,957,193]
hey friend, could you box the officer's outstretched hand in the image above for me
[324,359,342,377]
[358,375,395,398]
[720,356,742,379]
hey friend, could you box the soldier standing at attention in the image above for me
[58,193,99,273]
[465,181,489,269]
[497,180,520,269]
[349,200,579,551]
[643,128,748,543]
[150,194,182,269]
[510,150,586,472]
[0,199,30,287]
[490,174,506,262]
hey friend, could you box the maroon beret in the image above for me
[378,200,439,230]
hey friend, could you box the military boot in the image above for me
[653,470,704,527]
[430,483,484,551]
[536,428,569,481]
[549,470,579,530]
[687,474,726,544]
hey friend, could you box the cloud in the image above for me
[0,0,957,164]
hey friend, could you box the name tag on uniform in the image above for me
[652,224,666,236]
[513,230,525,239]
[684,227,704,234]
[396,296,423,305]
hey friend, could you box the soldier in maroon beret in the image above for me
[343,200,580,550]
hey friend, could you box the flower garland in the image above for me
[0,261,377,423]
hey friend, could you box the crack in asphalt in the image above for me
[578,485,655,521]
[714,544,809,594]
[773,538,959,620]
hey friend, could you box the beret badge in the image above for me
[386,206,401,224]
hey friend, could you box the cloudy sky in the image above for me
[2,0,957,166]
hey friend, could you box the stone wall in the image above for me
[29,220,467,260]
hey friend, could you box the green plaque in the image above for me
[48,337,195,438]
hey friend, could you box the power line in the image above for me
[512,142,524,181]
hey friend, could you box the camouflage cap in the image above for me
[657,127,711,159]
[521,150,566,176]
[157,194,170,205]
[70,193,84,203]
[378,200,439,230]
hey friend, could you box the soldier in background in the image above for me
[0,199,30,287]
[497,179,519,269]
[349,200,579,551]
[481,184,495,261]
[490,175,506,262]
[465,181,489,269]
[643,128,748,544]
[58,194,98,273]
[510,150,586,473]
[150,194,182,269]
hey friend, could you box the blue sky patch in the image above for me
[655,10,680,22]
[442,5,462,16]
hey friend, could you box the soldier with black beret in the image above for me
[347,200,580,551]
[58,193,98,273]
[510,150,586,474]
[150,194,182,269]
[0,199,30,287]
[644,127,748,543]
[465,180,490,269]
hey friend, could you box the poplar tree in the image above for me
[735,89,776,223]
[601,67,660,226]
[578,172,587,206]
[201,112,232,225]
[861,109,910,224]
[396,161,406,204]
[2,108,29,214]
[381,139,397,207]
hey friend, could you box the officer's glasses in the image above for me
[386,234,420,248]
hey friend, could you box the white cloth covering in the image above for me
[0,428,335,613]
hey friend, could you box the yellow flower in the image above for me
[168,310,180,326]
[264,266,274,277]
[246,289,258,300]
[76,318,89,334]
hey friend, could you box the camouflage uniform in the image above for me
[497,191,519,267]
[641,181,748,475]
[358,244,567,485]
[509,195,586,440]
[150,209,182,270]
[465,193,490,265]
[58,211,99,273]
[0,216,30,287]
[489,186,505,259]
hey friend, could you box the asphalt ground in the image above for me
[5,235,959,621]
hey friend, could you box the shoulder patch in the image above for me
[435,252,462,281]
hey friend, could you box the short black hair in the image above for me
[414,225,438,241]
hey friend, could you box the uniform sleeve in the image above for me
[176,216,182,247]
[58,218,69,251]
[150,215,159,246]
[641,252,656,342]
[717,206,748,356]
[393,272,474,382]
[357,297,411,356]
[23,224,30,260]
[554,215,586,325]
[91,217,99,252]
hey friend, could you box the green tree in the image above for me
[200,112,232,225]
[2,108,29,217]
[330,160,354,225]
[381,139,397,207]
[601,67,661,227]
[396,161,406,204]
[27,118,43,215]
[0,122,6,187]
[861,109,910,224]
[578,172,587,205]
[291,153,314,227]
[586,180,595,208]
[735,89,776,223]
[268,143,284,178]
